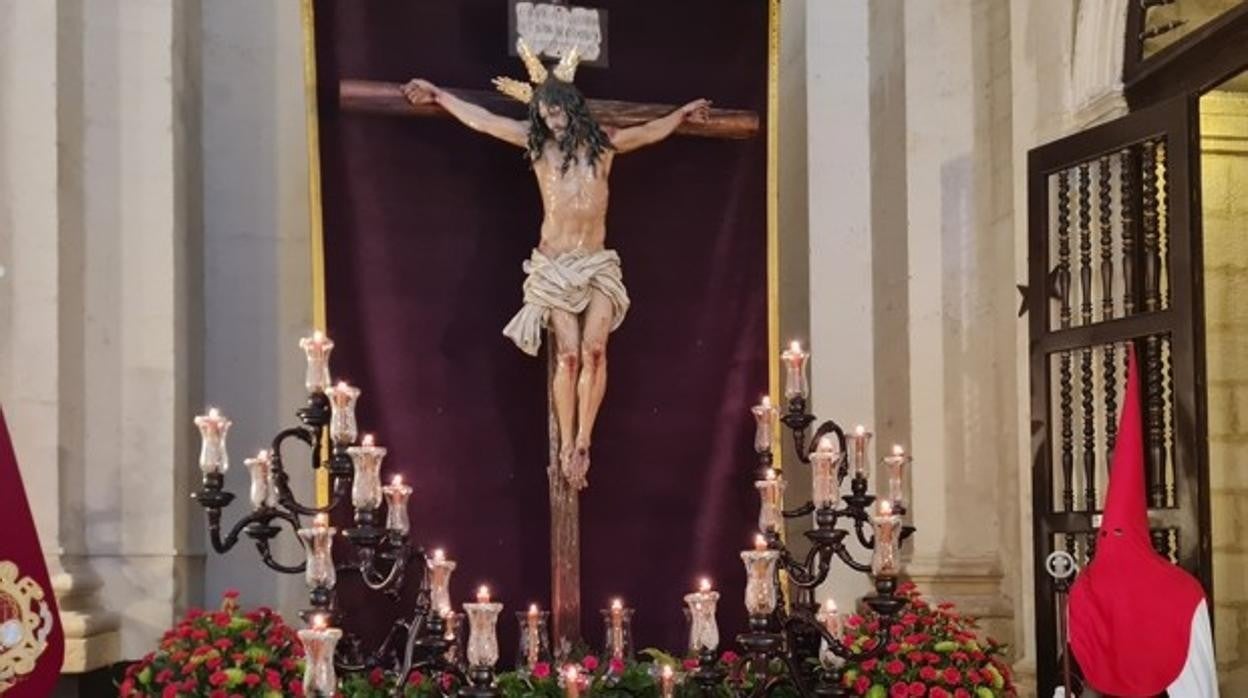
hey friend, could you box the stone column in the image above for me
[902,0,1016,646]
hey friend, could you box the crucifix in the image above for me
[336,44,758,648]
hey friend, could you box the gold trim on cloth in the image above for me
[0,561,55,693]
[300,0,331,507]
[767,0,782,474]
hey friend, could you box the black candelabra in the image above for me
[191,333,471,697]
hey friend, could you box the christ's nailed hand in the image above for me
[401,79,438,105]
[683,98,712,124]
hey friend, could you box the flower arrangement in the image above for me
[118,590,306,698]
[838,583,1017,698]
[338,666,461,698]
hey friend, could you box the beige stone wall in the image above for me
[1202,89,1248,696]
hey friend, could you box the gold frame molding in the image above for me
[299,0,784,503]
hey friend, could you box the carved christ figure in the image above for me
[403,44,709,490]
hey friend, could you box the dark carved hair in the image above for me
[527,79,613,175]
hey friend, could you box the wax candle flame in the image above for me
[699,578,712,592]
[893,444,905,457]
[879,500,893,515]
[529,603,539,615]
[661,665,674,679]
[610,598,623,612]
[362,433,375,447]
[564,666,580,680]
[789,340,802,354]
[477,585,490,603]
[255,448,270,460]
[312,614,327,630]
[855,424,866,436]
[765,468,777,481]
[433,548,445,562]
[313,330,325,342]
[818,436,835,451]
[824,598,837,613]
[391,474,403,486]
[314,513,329,527]
[760,395,771,408]
[754,533,768,551]
[207,407,220,419]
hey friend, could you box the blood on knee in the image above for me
[557,350,580,372]
[581,342,606,368]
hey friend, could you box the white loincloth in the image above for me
[502,248,630,356]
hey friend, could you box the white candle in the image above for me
[244,449,274,510]
[464,591,503,668]
[346,435,386,510]
[382,474,412,534]
[298,515,337,591]
[299,331,335,394]
[194,408,232,476]
[750,396,777,453]
[659,665,675,698]
[811,436,840,509]
[298,615,342,697]
[427,549,457,612]
[325,381,361,445]
[847,425,873,481]
[883,444,910,509]
[741,546,781,616]
[609,598,625,659]
[871,500,903,577]
[683,578,720,653]
[754,469,786,532]
[780,340,810,399]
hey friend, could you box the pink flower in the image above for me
[908,682,927,696]
[213,613,230,628]
[919,666,938,682]
[532,663,551,679]
[162,686,178,698]
[266,670,282,689]
[290,678,305,697]
[223,589,240,600]
[720,650,740,666]
[244,673,260,687]
[846,615,863,628]
[885,660,905,676]
[942,667,961,685]
[408,670,425,686]
[209,670,229,687]
[683,658,699,671]
[581,655,600,671]
[608,657,625,675]
[854,676,870,695]
[861,659,878,673]
[440,673,455,691]
[369,668,385,687]
[890,684,911,698]
[930,688,950,698]
[954,690,971,698]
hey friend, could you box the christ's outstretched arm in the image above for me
[402,79,529,147]
[610,98,711,153]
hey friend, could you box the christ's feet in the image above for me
[561,444,590,490]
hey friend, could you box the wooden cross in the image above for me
[337,78,759,648]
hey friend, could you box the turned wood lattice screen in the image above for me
[1027,96,1211,692]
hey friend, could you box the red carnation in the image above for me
[887,642,901,654]
[720,650,740,665]
[213,612,230,628]
[209,690,226,698]
[942,667,961,684]
[861,658,878,672]
[290,678,305,697]
[440,673,454,691]
[244,673,261,687]
[608,657,625,675]
[854,675,870,695]
[919,666,938,682]
[156,668,174,683]
[965,669,981,685]
[886,660,905,676]
[930,688,950,698]
[907,651,924,665]
[902,613,919,626]
[908,681,927,696]
[266,669,282,689]
[192,629,209,641]
[162,685,178,698]
[683,658,699,671]
[890,683,910,698]
[370,667,385,686]
[954,689,971,698]
[213,638,232,651]
[532,663,551,679]
[206,656,223,671]
[408,670,426,686]
[891,624,905,638]
[209,670,229,686]
[846,615,863,628]
[223,589,240,599]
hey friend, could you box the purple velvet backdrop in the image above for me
[314,0,768,656]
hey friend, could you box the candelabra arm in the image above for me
[851,515,875,550]
[251,509,307,574]
[356,545,410,593]
[205,506,288,556]
[831,540,872,574]
[782,501,816,518]
[779,544,828,589]
[393,605,429,697]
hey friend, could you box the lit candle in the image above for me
[193,408,232,476]
[298,615,343,697]
[811,436,840,509]
[298,515,337,591]
[847,425,874,481]
[563,666,581,698]
[299,331,335,394]
[750,395,777,453]
[427,549,457,612]
[754,469,786,533]
[871,500,903,577]
[683,578,720,653]
[464,590,503,669]
[524,603,542,669]
[608,598,626,660]
[345,434,386,511]
[741,544,781,616]
[382,474,412,534]
[780,340,810,400]
[883,444,911,510]
[754,533,768,552]
[325,381,361,446]
[244,449,274,510]
[659,665,675,698]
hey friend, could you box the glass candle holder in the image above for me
[298,515,337,591]
[659,665,675,698]
[444,609,465,664]
[516,605,551,670]
[683,581,720,653]
[601,600,634,660]
[816,598,842,666]
[847,425,874,481]
[750,396,776,453]
[427,550,457,612]
[194,408,232,476]
[811,436,840,509]
[299,331,335,394]
[465,594,503,668]
[244,449,273,510]
[883,445,911,509]
[325,381,360,446]
[754,469,785,533]
[871,501,903,577]
[780,340,810,400]
[562,666,583,698]
[346,435,385,510]
[740,548,780,616]
[382,475,412,534]
[298,616,342,697]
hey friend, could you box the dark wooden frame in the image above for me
[1125,1,1248,109]
[1027,95,1210,696]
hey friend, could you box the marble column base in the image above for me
[50,557,121,673]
